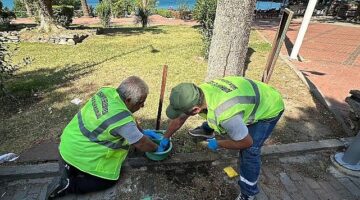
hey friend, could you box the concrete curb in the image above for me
[0,137,353,181]
[255,29,354,136]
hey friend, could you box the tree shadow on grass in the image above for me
[1,44,161,117]
[69,25,168,36]
[0,62,96,117]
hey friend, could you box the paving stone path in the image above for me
[1,151,359,200]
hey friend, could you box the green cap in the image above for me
[166,83,200,119]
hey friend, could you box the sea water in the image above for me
[2,0,197,10]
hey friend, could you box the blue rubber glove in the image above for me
[207,138,218,151]
[159,137,170,151]
[156,145,164,152]
[143,130,162,140]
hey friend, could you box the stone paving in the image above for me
[255,20,360,122]
[1,151,359,200]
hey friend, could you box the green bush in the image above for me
[111,0,135,18]
[193,0,217,58]
[53,0,81,10]
[156,9,173,18]
[177,0,191,20]
[13,0,27,18]
[53,5,74,27]
[135,0,156,28]
[96,0,112,27]
[0,7,16,28]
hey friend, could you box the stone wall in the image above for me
[0,31,20,43]
[0,28,97,45]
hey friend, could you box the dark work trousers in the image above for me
[59,159,118,194]
[201,111,284,196]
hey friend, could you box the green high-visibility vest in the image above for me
[199,76,284,134]
[59,87,135,180]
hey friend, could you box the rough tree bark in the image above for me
[206,0,256,81]
[37,0,60,32]
[80,0,91,17]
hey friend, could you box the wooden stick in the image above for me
[156,65,168,130]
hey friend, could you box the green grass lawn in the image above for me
[0,25,344,155]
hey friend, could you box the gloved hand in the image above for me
[156,145,164,152]
[158,137,170,151]
[143,130,162,140]
[207,138,218,151]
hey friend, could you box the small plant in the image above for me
[177,0,191,20]
[13,0,28,18]
[111,0,135,18]
[156,9,173,18]
[53,0,81,10]
[96,0,112,27]
[135,0,156,28]
[53,5,74,27]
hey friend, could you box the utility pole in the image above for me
[290,0,318,60]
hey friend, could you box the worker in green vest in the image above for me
[160,76,284,200]
[46,76,162,199]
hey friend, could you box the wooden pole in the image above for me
[156,65,168,130]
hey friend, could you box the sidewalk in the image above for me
[1,150,359,199]
[255,20,360,131]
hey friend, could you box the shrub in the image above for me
[53,5,74,27]
[177,0,191,20]
[193,0,217,58]
[0,8,16,29]
[96,0,112,27]
[13,0,27,18]
[156,9,173,18]
[111,0,135,18]
[53,0,81,10]
[135,0,157,28]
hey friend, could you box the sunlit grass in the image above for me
[0,25,343,155]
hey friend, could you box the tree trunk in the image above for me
[37,0,60,32]
[206,0,256,81]
[23,0,33,17]
[80,0,91,17]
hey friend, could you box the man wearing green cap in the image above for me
[160,76,284,200]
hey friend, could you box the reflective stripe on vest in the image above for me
[209,78,260,124]
[92,91,109,119]
[77,110,131,150]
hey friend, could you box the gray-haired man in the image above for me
[47,76,161,199]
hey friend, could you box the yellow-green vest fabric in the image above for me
[199,76,284,134]
[59,87,134,180]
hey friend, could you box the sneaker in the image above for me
[235,193,255,200]
[46,176,70,199]
[188,126,215,139]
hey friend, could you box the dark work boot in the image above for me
[188,123,215,139]
[46,176,70,199]
[46,163,70,199]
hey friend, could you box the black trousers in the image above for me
[60,159,117,194]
